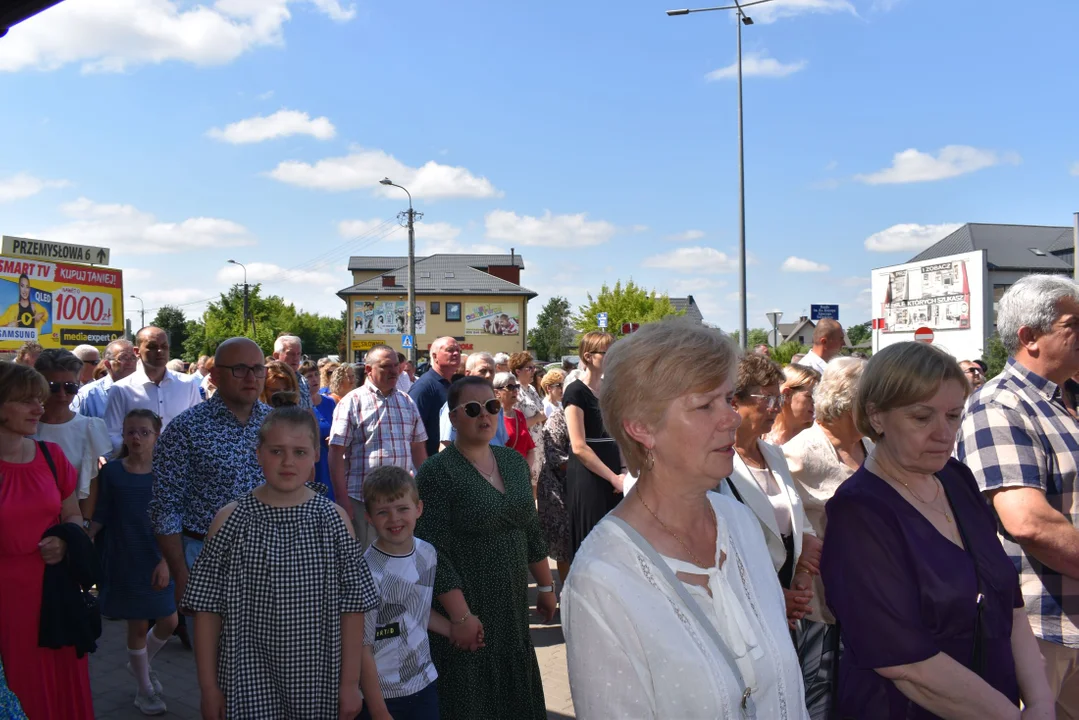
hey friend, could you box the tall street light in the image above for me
[130,294,145,331]
[228,259,250,336]
[379,178,421,364]
[668,0,773,349]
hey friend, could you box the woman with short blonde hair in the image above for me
[821,342,1052,719]
[765,364,821,446]
[563,318,808,718]
[328,364,355,403]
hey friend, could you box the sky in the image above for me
[2,0,1078,335]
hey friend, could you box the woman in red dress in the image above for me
[0,361,93,719]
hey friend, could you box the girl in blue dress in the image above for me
[89,409,178,716]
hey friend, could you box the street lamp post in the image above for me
[228,259,250,336]
[668,0,773,350]
[129,295,145,331]
[379,178,421,364]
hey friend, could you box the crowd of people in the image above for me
[4,272,1079,718]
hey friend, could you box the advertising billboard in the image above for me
[352,300,426,336]
[465,302,520,336]
[0,256,124,350]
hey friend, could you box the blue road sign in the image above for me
[811,304,839,321]
[401,334,414,349]
[597,312,608,329]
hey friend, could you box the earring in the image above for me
[644,447,656,472]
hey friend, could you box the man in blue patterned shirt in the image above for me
[957,274,1079,713]
[150,337,271,611]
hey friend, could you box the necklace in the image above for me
[637,492,713,569]
[875,460,953,524]
[463,448,497,481]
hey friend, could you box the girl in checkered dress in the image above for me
[183,406,379,719]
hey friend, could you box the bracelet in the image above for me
[536,585,555,594]
[451,611,472,625]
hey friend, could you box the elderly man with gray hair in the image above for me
[71,343,101,386]
[272,334,312,410]
[957,274,1079,714]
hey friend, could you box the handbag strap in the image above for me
[608,515,756,716]
[37,441,58,483]
[937,475,986,676]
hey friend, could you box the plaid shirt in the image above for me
[328,380,427,501]
[957,357,1079,646]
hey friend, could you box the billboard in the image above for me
[352,300,426,336]
[465,302,520,336]
[871,250,988,360]
[0,256,124,350]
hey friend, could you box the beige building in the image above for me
[339,252,537,362]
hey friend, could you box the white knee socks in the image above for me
[146,626,169,662]
[128,647,153,695]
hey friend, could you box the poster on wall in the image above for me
[353,300,426,335]
[881,260,971,333]
[464,302,520,335]
[0,256,124,350]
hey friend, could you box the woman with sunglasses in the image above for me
[415,376,556,719]
[493,372,538,469]
[32,349,111,520]
[722,354,822,636]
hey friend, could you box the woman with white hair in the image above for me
[781,357,869,719]
[562,317,808,719]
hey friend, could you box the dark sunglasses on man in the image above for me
[451,399,502,418]
[48,381,79,395]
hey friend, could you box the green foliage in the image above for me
[746,328,770,347]
[983,333,1008,380]
[573,279,683,335]
[771,341,809,365]
[181,284,345,361]
[847,321,872,347]
[150,305,188,359]
[528,296,573,362]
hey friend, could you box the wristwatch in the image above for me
[82,519,91,530]
[536,585,555,594]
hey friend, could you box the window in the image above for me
[431,302,441,315]
[1029,248,1047,257]
[420,271,431,279]
[445,272,455,279]
[446,302,462,322]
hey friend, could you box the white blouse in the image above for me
[33,413,111,500]
[562,492,808,720]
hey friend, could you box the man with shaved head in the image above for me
[150,337,272,614]
[409,336,461,457]
[801,318,845,374]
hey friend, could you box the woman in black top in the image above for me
[564,331,620,562]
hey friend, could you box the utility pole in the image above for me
[380,178,422,365]
[130,295,145,329]
[228,260,251,337]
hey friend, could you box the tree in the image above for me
[772,341,809,365]
[847,321,871,347]
[150,305,188,359]
[528,296,573,361]
[983,333,1008,380]
[747,328,770,347]
[574,280,682,334]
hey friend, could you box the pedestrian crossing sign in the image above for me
[401,334,414,349]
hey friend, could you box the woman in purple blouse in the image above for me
[820,342,1052,719]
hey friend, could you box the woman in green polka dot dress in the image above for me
[415,376,558,720]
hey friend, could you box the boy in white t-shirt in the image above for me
[358,467,455,720]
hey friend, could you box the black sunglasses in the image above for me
[451,399,502,417]
[497,383,520,392]
[48,381,79,395]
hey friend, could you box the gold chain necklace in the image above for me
[637,492,712,568]
[464,448,497,481]
[877,462,953,524]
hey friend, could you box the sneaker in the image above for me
[134,690,167,716]
[126,662,163,695]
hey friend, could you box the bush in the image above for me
[771,341,809,365]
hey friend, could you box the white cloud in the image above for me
[873,0,903,10]
[824,160,838,171]
[671,277,726,294]
[643,246,739,274]
[336,217,502,256]
[36,197,257,255]
[631,224,650,233]
[208,109,335,144]
[1070,161,1079,177]
[270,148,501,200]
[781,256,830,272]
[664,229,706,243]
[707,53,806,81]
[0,173,68,203]
[484,210,616,248]
[0,0,355,73]
[863,222,962,253]
[216,261,340,287]
[258,90,275,100]
[855,145,1021,185]
[751,0,857,23]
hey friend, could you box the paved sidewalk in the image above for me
[91,583,575,719]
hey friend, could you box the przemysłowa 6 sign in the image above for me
[0,256,124,350]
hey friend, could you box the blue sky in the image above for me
[2,0,1078,334]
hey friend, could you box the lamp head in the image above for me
[666,8,690,15]
[228,259,237,265]
[379,178,393,186]
[741,14,754,24]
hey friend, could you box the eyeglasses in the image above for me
[48,381,79,396]
[963,367,984,376]
[548,383,563,390]
[497,383,520,392]
[451,399,502,418]
[748,393,785,410]
[217,363,268,379]
[124,428,156,438]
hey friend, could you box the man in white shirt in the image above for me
[395,352,414,393]
[103,326,202,454]
[74,338,138,418]
[800,319,845,374]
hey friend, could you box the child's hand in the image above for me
[200,686,226,720]
[339,683,363,719]
[151,559,170,591]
